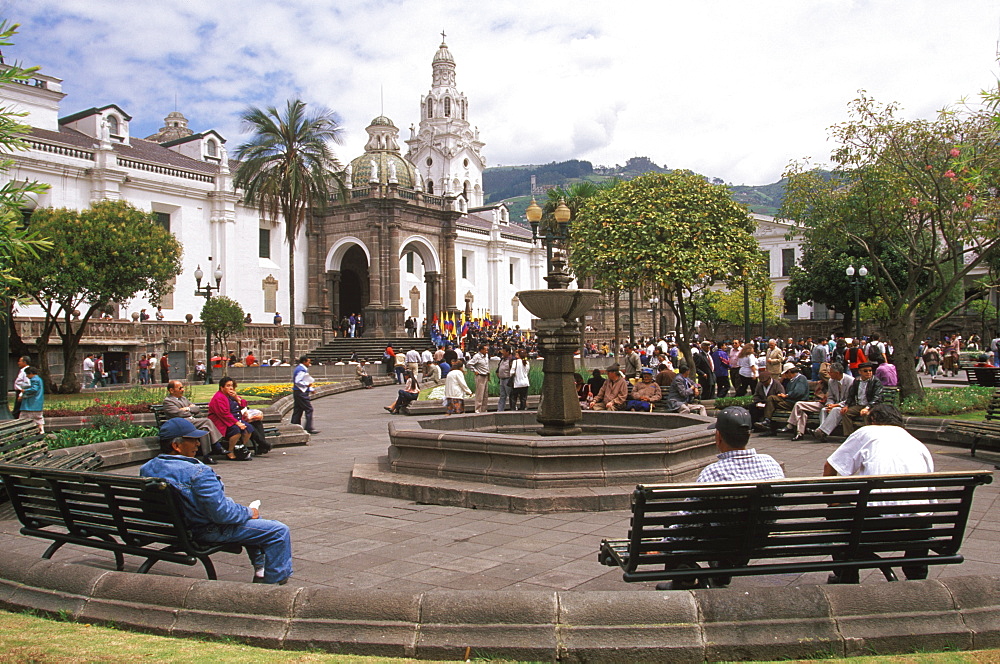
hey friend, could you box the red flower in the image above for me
[909,197,919,206]
[962,201,972,208]
[943,170,956,179]
[925,164,933,170]
[949,148,960,158]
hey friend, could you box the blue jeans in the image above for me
[497,379,512,412]
[812,362,822,381]
[625,399,653,412]
[196,518,292,584]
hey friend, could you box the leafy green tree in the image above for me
[571,171,759,368]
[233,99,345,360]
[200,296,245,349]
[782,94,1000,400]
[710,286,785,330]
[13,201,182,392]
[0,21,52,304]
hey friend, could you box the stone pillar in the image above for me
[425,270,440,325]
[535,317,585,436]
[386,222,403,335]
[368,223,383,307]
[328,270,341,321]
[443,228,459,313]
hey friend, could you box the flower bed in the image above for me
[47,400,157,449]
[237,382,335,400]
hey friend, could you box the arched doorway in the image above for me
[339,245,369,322]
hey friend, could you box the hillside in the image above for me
[484,157,791,222]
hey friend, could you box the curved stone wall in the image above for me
[0,551,996,661]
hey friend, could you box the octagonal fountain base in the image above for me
[348,410,717,513]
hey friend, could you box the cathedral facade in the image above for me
[303,39,543,336]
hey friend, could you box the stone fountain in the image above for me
[349,203,717,512]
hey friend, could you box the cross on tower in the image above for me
[440,30,446,42]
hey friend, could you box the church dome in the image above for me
[346,115,418,188]
[432,40,454,64]
[348,152,419,188]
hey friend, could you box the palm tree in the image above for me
[233,100,345,359]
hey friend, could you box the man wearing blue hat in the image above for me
[142,418,293,585]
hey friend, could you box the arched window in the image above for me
[463,180,470,200]
[107,115,120,136]
[426,99,434,118]
[206,138,218,157]
[426,179,434,195]
[444,97,451,117]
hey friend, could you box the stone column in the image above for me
[326,270,341,332]
[443,227,459,313]
[424,271,440,324]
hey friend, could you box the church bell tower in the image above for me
[405,34,485,206]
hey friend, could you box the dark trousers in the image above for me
[511,386,528,410]
[291,390,313,431]
[734,374,757,397]
[715,374,730,399]
[11,390,21,418]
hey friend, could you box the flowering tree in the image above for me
[570,171,759,368]
[782,94,1000,399]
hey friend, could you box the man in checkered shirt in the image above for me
[657,406,784,590]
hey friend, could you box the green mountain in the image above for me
[483,157,790,222]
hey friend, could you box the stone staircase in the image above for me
[307,336,431,363]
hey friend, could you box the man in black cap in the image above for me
[656,407,785,590]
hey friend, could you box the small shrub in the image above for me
[900,386,993,416]
[237,382,334,400]
[714,395,754,409]
[48,425,157,449]
[463,366,543,396]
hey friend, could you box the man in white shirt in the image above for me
[291,356,319,435]
[421,347,434,377]
[405,348,421,380]
[467,344,491,413]
[823,403,934,584]
[12,355,30,418]
[82,354,95,388]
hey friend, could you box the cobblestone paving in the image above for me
[1,378,996,592]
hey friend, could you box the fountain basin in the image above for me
[516,288,602,321]
[384,410,715,489]
[348,411,717,512]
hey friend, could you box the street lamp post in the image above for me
[649,296,659,339]
[194,261,223,385]
[846,264,868,340]
[761,285,766,340]
[743,281,751,343]
[526,197,573,289]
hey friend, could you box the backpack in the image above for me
[866,343,884,364]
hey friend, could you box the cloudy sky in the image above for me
[5,0,1000,185]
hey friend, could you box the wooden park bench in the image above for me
[768,385,900,434]
[963,367,1000,388]
[946,389,1000,457]
[0,418,102,474]
[598,471,992,588]
[0,463,242,579]
[150,403,279,452]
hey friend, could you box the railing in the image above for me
[25,139,94,161]
[116,157,214,183]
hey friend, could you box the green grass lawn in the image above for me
[6,384,274,413]
[0,609,998,663]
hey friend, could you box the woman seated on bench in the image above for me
[384,370,419,414]
[208,376,256,461]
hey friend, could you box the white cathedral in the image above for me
[3,38,544,338]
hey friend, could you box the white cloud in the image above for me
[8,0,1000,184]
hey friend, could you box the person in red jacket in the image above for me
[844,339,867,377]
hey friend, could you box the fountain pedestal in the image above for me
[516,288,602,436]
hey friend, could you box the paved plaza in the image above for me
[1,382,997,593]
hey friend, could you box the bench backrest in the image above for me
[0,420,47,464]
[151,403,211,427]
[0,463,207,554]
[624,471,992,573]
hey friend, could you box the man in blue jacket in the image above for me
[140,419,292,584]
[18,366,45,433]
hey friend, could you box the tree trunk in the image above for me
[840,309,854,337]
[59,309,96,394]
[35,316,57,394]
[884,312,922,402]
[288,244,297,361]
